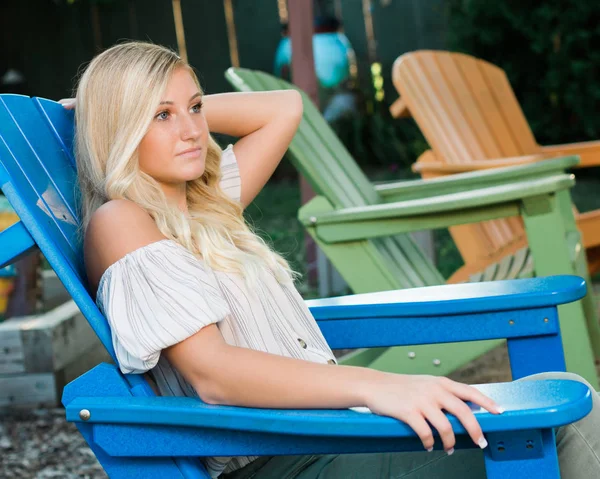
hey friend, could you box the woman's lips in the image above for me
[176,147,202,159]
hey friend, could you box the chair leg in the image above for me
[522,191,599,389]
[561,191,600,360]
[571,241,600,360]
[483,429,560,479]
[75,422,201,479]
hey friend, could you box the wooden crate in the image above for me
[0,300,112,408]
[41,269,70,311]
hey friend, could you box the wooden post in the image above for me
[289,0,319,107]
[90,3,103,52]
[223,0,240,68]
[288,0,319,285]
[172,0,188,62]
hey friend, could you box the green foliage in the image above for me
[244,180,306,279]
[433,229,463,280]
[332,112,427,170]
[447,0,600,144]
[325,92,429,170]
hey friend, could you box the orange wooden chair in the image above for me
[390,50,600,280]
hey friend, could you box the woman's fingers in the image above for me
[437,378,505,450]
[421,405,456,452]
[440,394,486,450]
[58,98,76,109]
[446,380,503,414]
[401,411,435,451]
[369,375,504,454]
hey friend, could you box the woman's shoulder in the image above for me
[84,199,166,292]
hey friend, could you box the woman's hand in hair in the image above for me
[58,98,76,109]
[202,90,303,206]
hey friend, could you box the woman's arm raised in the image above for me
[202,91,303,206]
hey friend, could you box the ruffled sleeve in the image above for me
[219,144,242,202]
[96,240,231,374]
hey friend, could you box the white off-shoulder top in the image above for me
[95,146,337,477]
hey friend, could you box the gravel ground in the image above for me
[2,286,599,478]
[0,408,106,479]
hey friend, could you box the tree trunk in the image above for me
[289,0,319,286]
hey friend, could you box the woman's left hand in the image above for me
[58,98,76,109]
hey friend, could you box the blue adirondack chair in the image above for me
[0,94,593,479]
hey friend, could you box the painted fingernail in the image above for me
[426,447,433,452]
[446,448,455,456]
[497,406,505,414]
[478,437,488,449]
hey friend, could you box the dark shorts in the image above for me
[222,449,486,479]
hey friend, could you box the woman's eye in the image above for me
[191,102,203,113]
[156,111,169,121]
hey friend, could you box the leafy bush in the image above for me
[323,86,429,172]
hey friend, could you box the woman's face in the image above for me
[138,67,209,191]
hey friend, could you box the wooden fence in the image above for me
[0,0,448,102]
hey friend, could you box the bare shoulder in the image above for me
[84,199,166,292]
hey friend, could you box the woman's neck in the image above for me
[161,182,189,215]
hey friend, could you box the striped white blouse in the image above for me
[96,145,338,478]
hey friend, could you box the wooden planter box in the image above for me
[0,300,111,408]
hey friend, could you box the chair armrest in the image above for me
[64,380,591,458]
[412,154,544,175]
[389,97,411,118]
[301,173,574,243]
[0,220,37,268]
[541,140,600,168]
[306,276,583,349]
[374,156,579,203]
[307,276,585,319]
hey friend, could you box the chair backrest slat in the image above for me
[34,98,77,169]
[0,96,81,262]
[393,53,478,163]
[477,57,539,154]
[446,54,522,157]
[392,51,539,256]
[431,52,507,158]
[393,51,540,162]
[0,94,116,361]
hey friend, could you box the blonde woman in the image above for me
[69,42,600,478]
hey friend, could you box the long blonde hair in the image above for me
[75,41,295,284]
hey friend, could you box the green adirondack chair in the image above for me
[225,67,600,388]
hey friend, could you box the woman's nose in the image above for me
[180,113,201,140]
